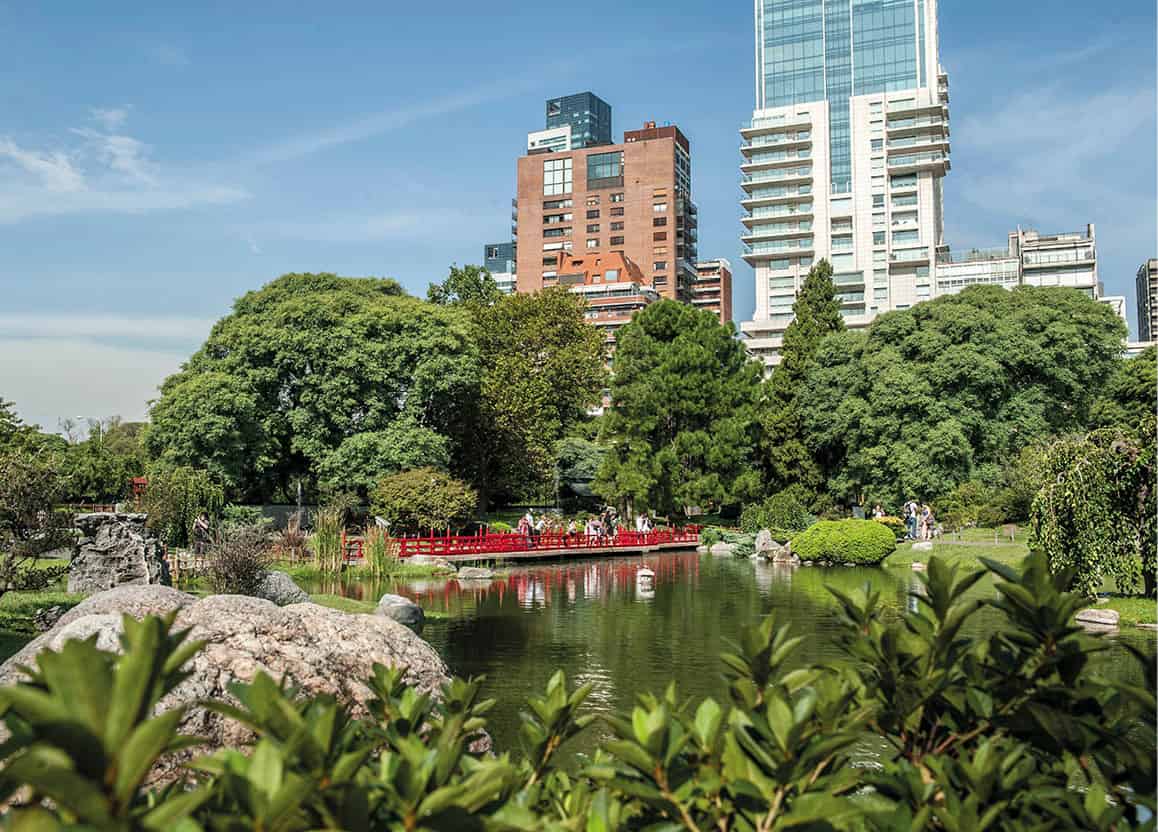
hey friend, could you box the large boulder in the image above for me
[0,589,454,785]
[407,555,456,572]
[456,566,494,581]
[68,513,170,594]
[376,593,426,633]
[753,530,774,560]
[254,570,310,606]
[1075,607,1120,629]
[912,541,934,552]
[708,542,735,557]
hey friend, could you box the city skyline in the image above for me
[0,0,1155,427]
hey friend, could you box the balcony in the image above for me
[886,132,949,155]
[740,167,812,190]
[740,185,813,209]
[741,223,813,244]
[740,131,812,154]
[742,237,814,266]
[740,150,812,173]
[740,204,814,227]
[887,151,949,175]
[740,113,812,138]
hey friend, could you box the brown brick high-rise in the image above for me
[515,122,698,303]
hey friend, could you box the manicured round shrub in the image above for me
[875,516,906,541]
[791,519,896,565]
[371,468,477,535]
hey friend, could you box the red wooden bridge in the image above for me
[343,527,701,563]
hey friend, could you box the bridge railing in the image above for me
[342,526,701,560]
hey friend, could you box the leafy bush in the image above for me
[0,448,71,604]
[13,562,69,592]
[207,524,272,596]
[141,466,224,547]
[875,515,906,541]
[792,518,897,565]
[487,520,514,533]
[220,504,269,531]
[371,468,477,534]
[0,553,1152,830]
[740,487,814,534]
[699,526,726,547]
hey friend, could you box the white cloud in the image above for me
[244,77,540,165]
[0,337,183,429]
[0,313,214,340]
[90,107,129,130]
[0,111,249,223]
[0,139,85,192]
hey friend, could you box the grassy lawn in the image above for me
[1100,597,1158,627]
[885,540,1029,570]
[277,561,454,582]
[309,594,447,620]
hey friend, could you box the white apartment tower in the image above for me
[740,0,950,366]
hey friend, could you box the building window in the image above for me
[872,194,885,208]
[610,207,624,217]
[610,193,624,202]
[587,151,623,185]
[893,229,919,244]
[831,235,853,251]
[542,257,556,266]
[543,213,572,224]
[653,217,667,227]
[871,138,883,151]
[655,276,667,285]
[586,238,599,249]
[873,231,886,245]
[587,224,600,233]
[831,218,852,232]
[586,196,600,207]
[542,271,557,278]
[653,202,668,213]
[653,232,667,242]
[586,209,599,219]
[610,221,624,231]
[610,236,624,245]
[543,227,570,238]
[654,246,668,255]
[543,158,572,196]
[605,269,620,280]
[653,261,668,271]
[543,198,572,209]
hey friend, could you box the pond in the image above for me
[300,550,1155,756]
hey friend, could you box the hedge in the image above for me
[791,518,896,565]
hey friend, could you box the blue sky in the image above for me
[1,0,1155,430]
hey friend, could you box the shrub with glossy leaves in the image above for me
[792,518,897,564]
[371,467,478,534]
[0,552,1152,830]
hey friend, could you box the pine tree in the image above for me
[760,259,845,499]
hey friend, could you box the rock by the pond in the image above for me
[754,529,774,559]
[68,513,170,594]
[254,570,310,606]
[912,541,934,552]
[911,562,928,572]
[456,566,495,581]
[407,555,457,572]
[0,589,454,785]
[770,543,795,564]
[695,545,709,554]
[32,605,66,633]
[1075,608,1120,628]
[709,542,735,557]
[376,593,426,633]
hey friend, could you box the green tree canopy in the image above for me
[59,418,147,504]
[1090,345,1157,430]
[371,468,478,534]
[595,300,763,517]
[759,259,845,499]
[426,263,502,307]
[462,287,606,507]
[798,285,1127,507]
[316,419,450,500]
[144,273,480,502]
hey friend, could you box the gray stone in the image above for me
[407,555,457,572]
[0,591,454,786]
[32,605,66,633]
[376,593,426,633]
[754,529,774,558]
[68,513,169,594]
[709,542,735,557]
[695,545,709,554]
[456,566,494,581]
[912,541,934,552]
[254,570,310,606]
[1075,608,1120,628]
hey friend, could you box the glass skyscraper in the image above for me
[741,0,950,367]
[545,92,613,149]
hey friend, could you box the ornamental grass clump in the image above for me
[309,507,343,575]
[792,517,897,565]
[363,523,399,576]
[0,552,1152,829]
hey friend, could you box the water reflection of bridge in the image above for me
[384,528,700,563]
[395,553,702,610]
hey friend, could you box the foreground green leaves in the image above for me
[0,551,1153,830]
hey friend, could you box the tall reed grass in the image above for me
[309,507,344,575]
[363,524,400,576]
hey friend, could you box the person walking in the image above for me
[192,512,211,555]
[920,504,933,541]
[903,499,919,540]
